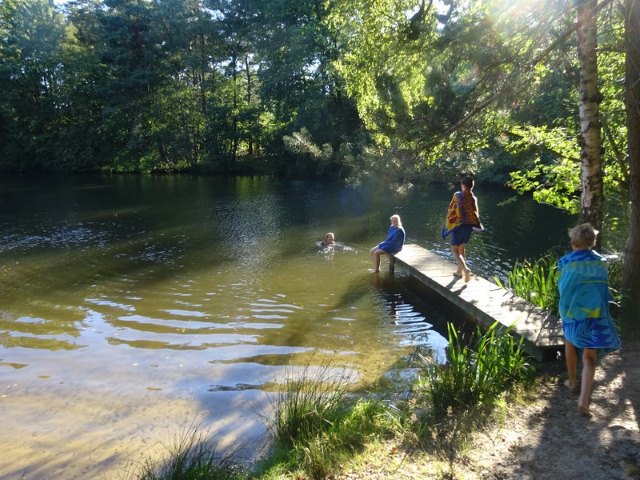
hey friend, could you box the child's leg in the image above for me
[461,243,471,282]
[451,244,468,276]
[578,348,597,416]
[455,244,471,281]
[370,247,384,272]
[564,342,578,389]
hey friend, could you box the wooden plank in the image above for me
[391,244,563,360]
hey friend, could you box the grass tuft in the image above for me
[402,321,536,473]
[124,421,246,480]
[269,362,353,449]
[263,359,397,479]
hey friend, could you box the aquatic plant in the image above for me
[496,255,559,311]
[269,362,352,449]
[418,321,535,418]
[262,361,396,479]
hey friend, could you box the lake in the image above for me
[0,174,578,478]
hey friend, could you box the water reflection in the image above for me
[0,174,593,477]
[374,279,449,364]
[0,175,581,386]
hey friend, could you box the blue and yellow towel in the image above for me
[557,249,621,353]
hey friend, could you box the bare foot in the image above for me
[577,395,592,418]
[453,271,462,278]
[464,270,471,283]
[564,379,579,394]
[578,405,592,418]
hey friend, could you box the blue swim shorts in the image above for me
[450,224,473,246]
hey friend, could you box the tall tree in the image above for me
[623,0,640,325]
[576,0,604,238]
[56,0,108,170]
[97,0,165,170]
[208,0,258,166]
[0,0,67,169]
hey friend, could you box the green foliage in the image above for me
[0,0,632,201]
[264,361,395,479]
[496,255,560,310]
[418,322,535,419]
[0,0,365,175]
[505,125,581,212]
[606,255,624,304]
[0,0,69,169]
[270,363,351,449]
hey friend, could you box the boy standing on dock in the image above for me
[442,176,483,282]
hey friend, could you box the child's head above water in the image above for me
[324,232,335,245]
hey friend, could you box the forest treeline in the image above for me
[1,0,367,177]
[0,0,625,187]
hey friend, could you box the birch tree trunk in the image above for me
[576,0,604,240]
[623,0,640,326]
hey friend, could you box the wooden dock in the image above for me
[390,244,563,360]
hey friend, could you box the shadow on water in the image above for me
[2,174,578,359]
[2,174,634,480]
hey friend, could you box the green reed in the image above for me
[420,321,535,418]
[269,362,352,449]
[127,422,246,480]
[264,362,395,479]
[496,255,559,311]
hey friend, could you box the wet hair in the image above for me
[568,223,598,249]
[461,177,474,190]
[390,214,403,227]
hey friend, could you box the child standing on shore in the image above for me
[558,223,621,418]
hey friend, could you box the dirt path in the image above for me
[460,338,640,479]
[337,338,640,480]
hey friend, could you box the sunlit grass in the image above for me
[127,330,536,480]
[416,321,535,419]
[124,421,247,480]
[400,321,536,474]
[495,255,559,310]
[261,361,398,479]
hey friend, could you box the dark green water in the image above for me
[0,174,584,475]
[0,174,579,383]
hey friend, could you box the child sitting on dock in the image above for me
[558,223,621,418]
[370,214,405,273]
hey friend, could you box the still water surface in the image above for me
[0,174,578,476]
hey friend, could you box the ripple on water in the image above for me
[0,224,111,252]
[381,294,448,362]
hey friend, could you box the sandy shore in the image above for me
[1,376,272,479]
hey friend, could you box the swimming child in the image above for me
[321,232,335,247]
